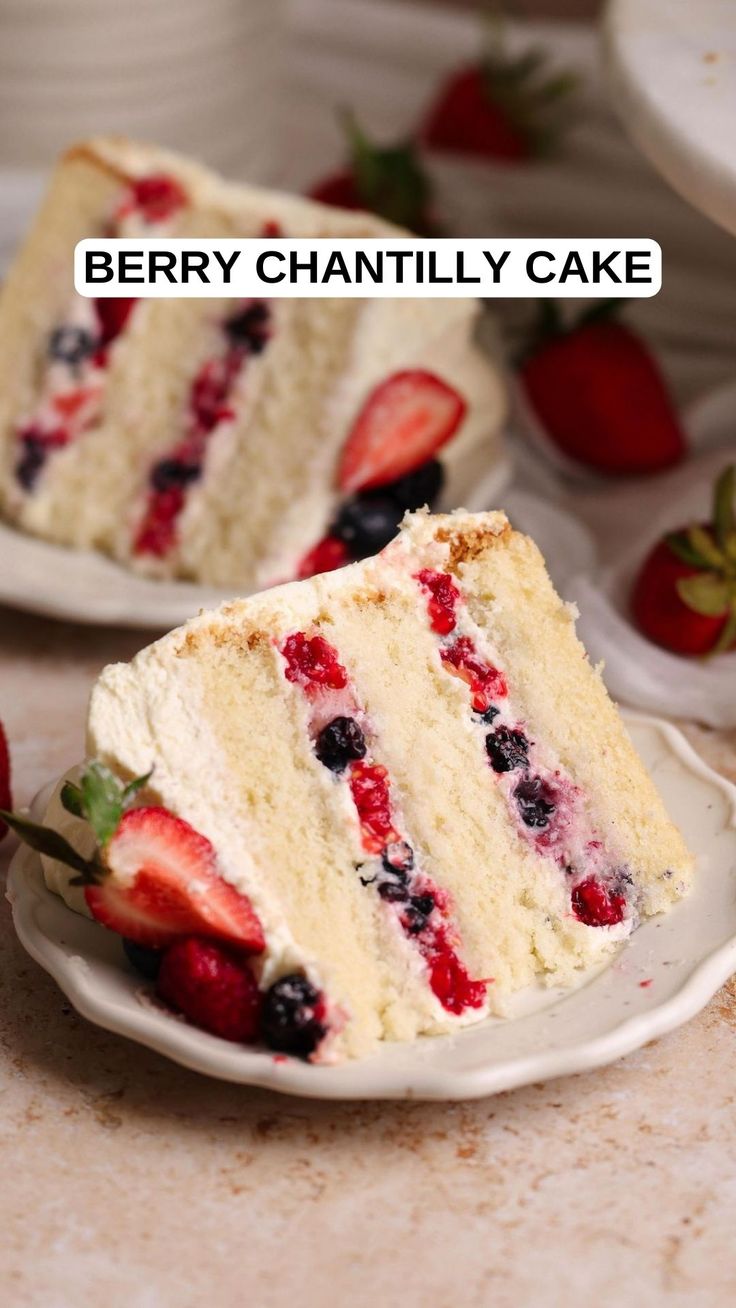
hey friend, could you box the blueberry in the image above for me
[260,973,326,1058]
[485,727,530,774]
[49,325,97,366]
[403,894,435,934]
[382,459,445,511]
[15,436,46,491]
[315,716,367,772]
[382,841,414,875]
[476,704,500,725]
[378,880,410,903]
[331,495,403,559]
[514,776,556,829]
[150,459,202,493]
[225,302,270,354]
[122,938,162,980]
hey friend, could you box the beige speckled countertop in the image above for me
[1,604,736,1308]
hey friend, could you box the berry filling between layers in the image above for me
[133,299,273,557]
[13,174,188,493]
[414,569,634,930]
[278,630,488,1016]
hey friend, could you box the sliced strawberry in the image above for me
[86,807,265,952]
[337,371,466,495]
[0,722,11,842]
[156,937,262,1043]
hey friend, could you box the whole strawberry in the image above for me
[420,33,575,162]
[309,113,437,234]
[631,465,736,656]
[0,722,11,842]
[156,937,261,1043]
[519,300,687,476]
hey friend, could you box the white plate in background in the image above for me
[7,713,736,1100]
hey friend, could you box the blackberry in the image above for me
[476,704,500,725]
[260,973,326,1058]
[49,324,97,367]
[382,459,445,511]
[315,716,367,772]
[485,727,530,774]
[15,436,46,491]
[514,776,556,829]
[225,302,270,354]
[403,893,435,935]
[150,459,202,493]
[123,938,163,980]
[331,494,403,559]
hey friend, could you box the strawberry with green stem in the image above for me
[1,761,264,951]
[309,112,438,235]
[518,299,687,476]
[631,465,736,656]
[420,13,576,162]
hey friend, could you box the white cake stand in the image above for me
[603,0,736,238]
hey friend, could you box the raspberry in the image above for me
[348,760,399,852]
[415,568,461,634]
[440,636,508,711]
[572,878,626,928]
[156,937,261,1043]
[280,632,348,690]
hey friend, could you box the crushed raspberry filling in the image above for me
[440,636,508,712]
[279,629,488,1016]
[134,300,272,557]
[348,761,400,853]
[418,575,632,930]
[420,925,488,1014]
[116,173,188,225]
[571,877,626,927]
[281,632,349,691]
[415,568,460,635]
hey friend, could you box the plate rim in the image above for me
[6,710,736,1100]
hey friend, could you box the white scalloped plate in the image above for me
[6,713,736,1100]
[0,453,512,630]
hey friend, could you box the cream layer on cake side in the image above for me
[41,510,693,1062]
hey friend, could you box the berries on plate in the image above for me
[420,33,575,162]
[0,760,265,952]
[260,973,327,1058]
[309,112,436,235]
[519,300,687,476]
[631,465,736,656]
[0,721,11,842]
[337,371,466,495]
[156,936,262,1043]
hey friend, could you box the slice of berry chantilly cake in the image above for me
[5,511,693,1062]
[0,137,504,589]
